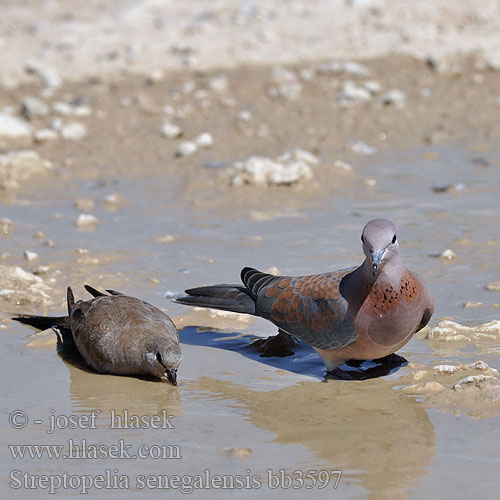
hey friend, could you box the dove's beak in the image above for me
[370,250,384,276]
[166,369,177,386]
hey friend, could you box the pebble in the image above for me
[74,198,95,211]
[0,151,53,188]
[220,97,236,108]
[61,122,88,140]
[221,447,252,459]
[426,320,500,341]
[50,117,63,131]
[333,160,353,172]
[153,235,179,243]
[21,97,50,119]
[0,264,53,307]
[230,149,316,186]
[470,157,489,167]
[194,132,214,148]
[464,301,483,308]
[338,81,372,107]
[145,69,164,84]
[209,74,229,92]
[237,110,252,121]
[24,60,62,88]
[53,101,92,117]
[23,250,38,262]
[193,89,209,102]
[175,141,198,157]
[277,148,319,165]
[317,61,370,77]
[363,80,382,94]
[0,113,32,138]
[440,249,457,260]
[424,130,449,144]
[0,218,13,236]
[433,364,459,375]
[432,183,466,193]
[32,265,50,275]
[346,139,377,155]
[380,89,407,108]
[102,193,124,208]
[75,214,100,228]
[161,122,183,139]
[465,360,494,372]
[299,68,315,81]
[453,375,496,390]
[485,282,500,292]
[34,129,58,143]
[268,66,302,100]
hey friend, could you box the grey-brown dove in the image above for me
[13,285,181,384]
[176,219,434,378]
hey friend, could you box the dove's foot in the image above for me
[373,353,407,367]
[328,367,357,381]
[252,330,296,357]
[345,359,364,368]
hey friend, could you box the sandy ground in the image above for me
[1,0,500,87]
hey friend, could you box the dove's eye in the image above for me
[361,234,365,244]
[392,235,397,244]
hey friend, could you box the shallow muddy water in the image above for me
[1,135,499,499]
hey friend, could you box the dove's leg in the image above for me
[252,329,296,357]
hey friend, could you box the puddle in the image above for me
[1,60,500,499]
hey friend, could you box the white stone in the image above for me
[441,249,457,260]
[380,89,407,108]
[347,139,377,155]
[34,129,58,143]
[209,74,229,92]
[0,113,32,138]
[237,110,252,121]
[363,80,382,94]
[231,155,313,186]
[433,364,459,375]
[176,141,198,157]
[161,122,183,139]
[333,160,353,171]
[453,375,496,390]
[22,97,49,119]
[61,122,88,140]
[277,148,319,165]
[23,250,38,261]
[317,61,370,77]
[75,214,99,228]
[195,132,214,148]
[0,151,53,187]
[24,61,62,88]
[338,81,372,106]
[53,102,73,115]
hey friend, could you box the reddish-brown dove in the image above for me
[176,219,434,378]
[13,285,181,384]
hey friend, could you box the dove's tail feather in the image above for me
[175,285,256,315]
[12,315,70,331]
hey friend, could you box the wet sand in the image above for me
[1,8,500,499]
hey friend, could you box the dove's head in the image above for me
[145,337,182,385]
[361,219,399,276]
